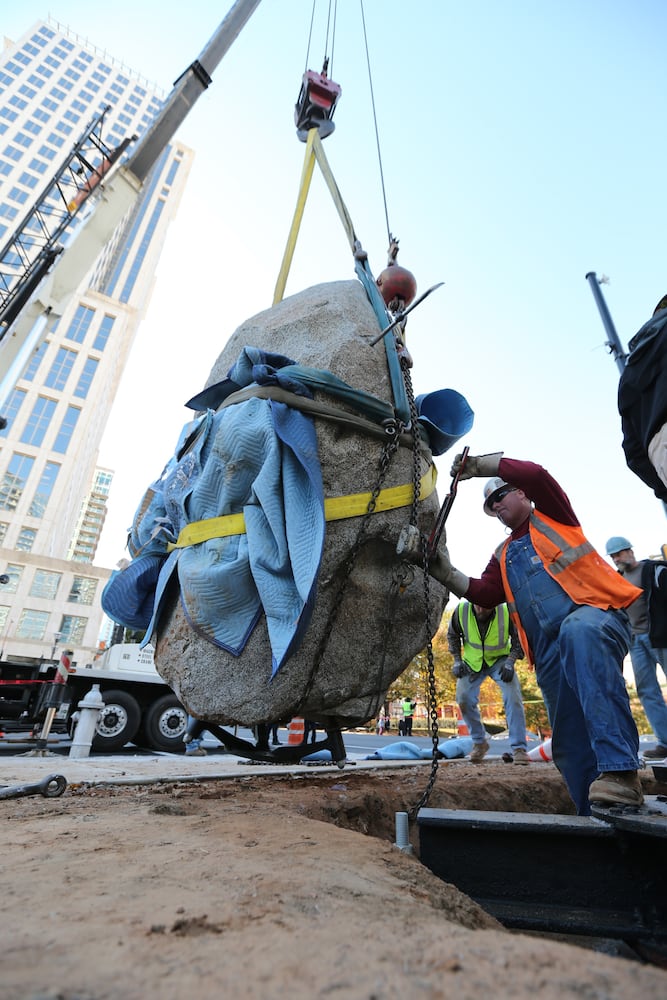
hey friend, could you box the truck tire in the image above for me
[92,689,141,752]
[135,694,188,753]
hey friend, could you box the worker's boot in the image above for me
[588,770,643,807]
[469,740,489,763]
[512,747,530,766]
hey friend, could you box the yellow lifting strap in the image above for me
[273,127,357,305]
[165,463,437,552]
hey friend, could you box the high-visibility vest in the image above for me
[458,602,511,672]
[497,510,642,664]
[402,699,414,717]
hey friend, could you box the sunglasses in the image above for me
[491,487,516,504]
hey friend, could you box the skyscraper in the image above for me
[0,18,193,666]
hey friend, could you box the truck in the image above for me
[0,643,188,753]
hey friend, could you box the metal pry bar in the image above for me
[426,446,469,560]
[369,282,444,347]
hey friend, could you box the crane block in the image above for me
[294,69,342,142]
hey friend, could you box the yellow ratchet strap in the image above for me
[165,463,437,552]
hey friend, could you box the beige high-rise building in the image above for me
[0,18,193,666]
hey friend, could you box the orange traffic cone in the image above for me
[287,717,305,745]
[455,705,469,736]
[527,738,553,761]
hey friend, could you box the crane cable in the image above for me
[304,0,337,76]
[359,0,391,248]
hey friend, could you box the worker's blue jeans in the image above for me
[505,537,640,815]
[630,633,667,746]
[456,658,527,751]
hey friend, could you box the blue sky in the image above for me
[5,1,667,574]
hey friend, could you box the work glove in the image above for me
[451,659,466,679]
[450,452,503,480]
[498,661,515,683]
[429,544,470,597]
[396,526,469,597]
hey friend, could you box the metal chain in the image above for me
[400,355,441,821]
[296,421,404,712]
[408,531,441,820]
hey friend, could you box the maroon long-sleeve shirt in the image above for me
[465,458,579,607]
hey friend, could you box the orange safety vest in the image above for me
[497,510,642,664]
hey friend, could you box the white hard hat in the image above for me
[483,476,510,515]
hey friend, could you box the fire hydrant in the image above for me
[69,684,105,759]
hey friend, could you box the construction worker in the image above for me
[447,601,529,764]
[605,536,667,761]
[416,453,643,815]
[401,696,416,736]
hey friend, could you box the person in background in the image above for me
[618,294,667,501]
[303,720,318,744]
[401,696,417,736]
[183,716,207,756]
[447,600,529,765]
[415,453,643,815]
[605,536,667,761]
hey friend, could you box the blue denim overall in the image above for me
[629,633,667,746]
[505,536,640,815]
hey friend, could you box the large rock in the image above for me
[154,280,449,727]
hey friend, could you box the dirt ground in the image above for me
[3,759,667,1000]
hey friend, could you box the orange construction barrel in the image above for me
[287,717,305,745]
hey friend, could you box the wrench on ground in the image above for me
[0,773,67,800]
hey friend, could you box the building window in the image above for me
[30,570,61,600]
[3,564,24,593]
[52,405,80,454]
[59,614,87,644]
[20,396,57,447]
[68,577,97,604]
[18,170,39,188]
[93,314,115,351]
[0,454,35,511]
[73,357,98,399]
[22,340,48,381]
[16,608,50,641]
[8,187,29,204]
[65,304,95,344]
[44,347,77,390]
[165,158,181,186]
[0,388,27,436]
[0,523,8,544]
[28,461,59,518]
[120,201,165,302]
[16,527,37,552]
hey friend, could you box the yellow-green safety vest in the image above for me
[458,602,511,672]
